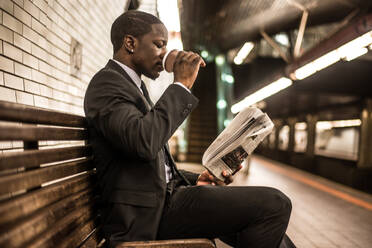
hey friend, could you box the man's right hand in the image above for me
[173,51,206,89]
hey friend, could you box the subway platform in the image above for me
[177,155,372,248]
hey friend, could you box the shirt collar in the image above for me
[112,59,142,91]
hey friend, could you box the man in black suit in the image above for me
[84,10,295,248]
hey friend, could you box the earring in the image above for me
[130,49,134,53]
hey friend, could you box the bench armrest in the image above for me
[116,238,216,248]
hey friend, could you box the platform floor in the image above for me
[177,155,372,248]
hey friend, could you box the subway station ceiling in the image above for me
[179,0,371,52]
[178,0,372,119]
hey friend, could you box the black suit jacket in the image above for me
[84,60,199,242]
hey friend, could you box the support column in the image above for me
[306,114,317,157]
[274,119,283,151]
[215,54,234,134]
[288,117,297,152]
[358,99,372,168]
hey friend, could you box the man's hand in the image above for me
[173,51,206,89]
[196,165,243,186]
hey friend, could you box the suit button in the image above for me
[183,109,189,115]
[187,103,192,108]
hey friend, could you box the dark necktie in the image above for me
[140,81,154,107]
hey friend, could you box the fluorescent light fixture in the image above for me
[215,55,225,65]
[217,99,227,109]
[293,31,372,80]
[294,63,316,80]
[343,47,368,61]
[338,32,372,55]
[231,77,292,114]
[312,50,340,71]
[234,42,254,65]
[201,50,209,58]
[294,50,339,80]
[233,57,243,65]
[274,33,289,46]
[316,119,361,130]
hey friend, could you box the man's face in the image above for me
[133,24,168,79]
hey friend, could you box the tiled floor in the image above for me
[177,155,372,248]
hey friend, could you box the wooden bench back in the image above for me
[0,101,101,248]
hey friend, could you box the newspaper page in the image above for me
[202,108,274,181]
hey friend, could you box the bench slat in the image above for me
[0,189,93,248]
[57,219,99,248]
[0,173,95,226]
[0,158,92,195]
[27,204,95,248]
[80,227,104,248]
[0,100,86,127]
[0,145,92,171]
[0,125,88,141]
[117,239,216,248]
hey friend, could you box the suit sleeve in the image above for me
[84,70,198,161]
[178,170,200,185]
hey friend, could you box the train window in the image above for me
[315,119,361,160]
[278,125,289,150]
[294,122,307,153]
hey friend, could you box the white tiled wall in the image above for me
[0,0,128,115]
[0,0,128,152]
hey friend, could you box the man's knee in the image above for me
[263,187,292,220]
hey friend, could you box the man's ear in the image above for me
[123,35,137,54]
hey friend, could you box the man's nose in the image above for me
[160,48,167,59]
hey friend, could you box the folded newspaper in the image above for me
[202,107,274,181]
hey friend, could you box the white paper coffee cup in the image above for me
[162,49,178,73]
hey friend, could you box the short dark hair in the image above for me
[111,10,163,54]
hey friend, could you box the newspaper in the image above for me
[202,107,274,181]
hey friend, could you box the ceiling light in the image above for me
[217,99,227,109]
[234,57,244,65]
[294,63,316,80]
[274,33,289,46]
[201,50,209,58]
[234,42,254,65]
[215,55,225,65]
[343,47,368,61]
[222,73,234,84]
[339,31,372,53]
[292,31,372,80]
[231,77,292,114]
[312,50,340,71]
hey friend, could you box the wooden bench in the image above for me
[0,101,215,248]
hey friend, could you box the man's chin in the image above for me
[148,71,160,80]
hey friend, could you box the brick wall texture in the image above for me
[0,0,128,115]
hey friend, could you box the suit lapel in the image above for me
[105,60,151,111]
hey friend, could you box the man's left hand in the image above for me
[196,165,242,186]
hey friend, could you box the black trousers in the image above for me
[157,185,296,248]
